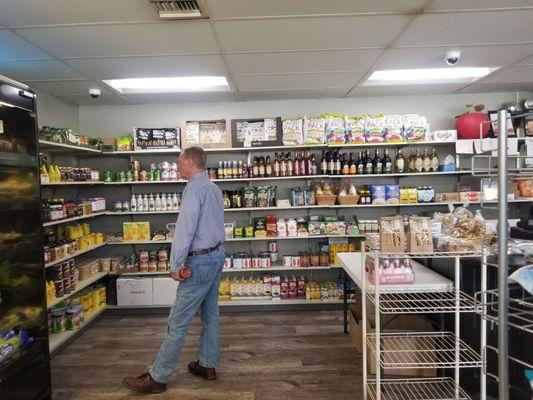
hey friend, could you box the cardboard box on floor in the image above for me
[348,292,436,377]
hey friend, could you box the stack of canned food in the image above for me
[104,160,180,182]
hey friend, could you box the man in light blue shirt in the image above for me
[124,147,225,394]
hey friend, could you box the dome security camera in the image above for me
[445,50,461,66]
[89,88,101,99]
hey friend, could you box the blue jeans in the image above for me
[149,246,224,384]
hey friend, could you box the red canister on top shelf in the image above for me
[455,104,490,140]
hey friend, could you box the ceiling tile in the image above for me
[215,15,411,52]
[0,0,158,27]
[206,0,427,18]
[15,21,219,58]
[26,80,112,95]
[376,44,533,69]
[0,60,85,81]
[63,55,227,80]
[53,93,132,106]
[348,83,468,97]
[456,82,533,93]
[225,49,383,75]
[426,0,533,12]
[0,30,51,61]
[517,54,533,65]
[395,10,533,47]
[123,92,238,104]
[478,65,533,83]
[239,88,349,101]
[233,72,365,91]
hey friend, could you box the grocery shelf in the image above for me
[45,243,106,268]
[117,265,333,276]
[106,235,364,245]
[38,139,102,154]
[366,378,472,400]
[106,210,180,216]
[47,272,108,309]
[100,141,456,157]
[366,332,482,369]
[107,299,354,308]
[104,180,186,185]
[49,306,106,354]
[475,285,532,334]
[328,170,471,178]
[366,289,477,314]
[42,211,106,227]
[213,175,326,182]
[41,181,102,186]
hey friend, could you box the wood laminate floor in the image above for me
[51,310,363,400]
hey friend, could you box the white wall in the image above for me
[35,90,79,130]
[78,91,530,137]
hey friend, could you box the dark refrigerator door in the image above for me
[0,87,51,400]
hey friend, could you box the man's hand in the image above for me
[170,267,192,282]
[170,270,184,281]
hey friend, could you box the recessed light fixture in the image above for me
[103,76,230,94]
[363,67,498,86]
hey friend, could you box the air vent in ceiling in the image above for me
[149,0,207,19]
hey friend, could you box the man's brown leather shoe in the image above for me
[188,361,217,381]
[123,372,167,394]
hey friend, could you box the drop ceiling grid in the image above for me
[0,1,531,103]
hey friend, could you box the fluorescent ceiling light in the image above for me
[103,76,230,94]
[363,67,498,86]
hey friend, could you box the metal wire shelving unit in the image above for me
[472,109,533,400]
[362,242,486,400]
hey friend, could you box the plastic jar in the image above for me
[51,310,66,333]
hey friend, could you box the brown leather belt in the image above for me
[188,242,222,257]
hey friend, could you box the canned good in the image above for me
[139,261,149,272]
[104,171,113,182]
[54,280,64,297]
[224,256,232,269]
[158,249,168,262]
[131,160,140,171]
[243,258,252,269]
[140,170,148,181]
[291,256,301,268]
[148,260,157,272]
[126,170,133,182]
[154,170,162,181]
[122,201,130,211]
[118,171,126,182]
[252,257,262,269]
[70,275,76,291]
[261,256,271,269]
[268,241,278,252]
[139,250,149,262]
[52,264,62,280]
[233,257,243,269]
[283,255,292,267]
[269,251,279,263]
[62,262,70,278]
[51,310,65,333]
[113,201,122,212]
[161,161,170,171]
[157,261,167,272]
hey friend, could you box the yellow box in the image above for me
[123,222,151,242]
[95,232,104,244]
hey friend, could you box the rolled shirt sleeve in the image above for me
[170,187,201,271]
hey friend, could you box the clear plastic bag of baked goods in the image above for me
[403,114,429,142]
[345,116,365,144]
[303,117,326,145]
[435,236,477,253]
[383,114,405,143]
[364,114,386,143]
[282,117,304,145]
[324,114,346,144]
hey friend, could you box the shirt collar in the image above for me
[189,170,208,182]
